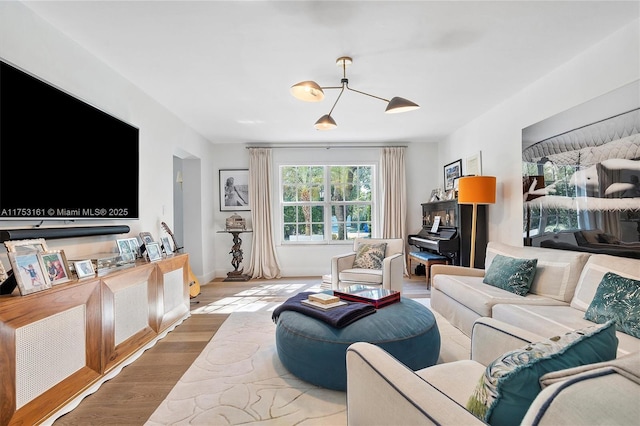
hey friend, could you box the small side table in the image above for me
[217,230,252,281]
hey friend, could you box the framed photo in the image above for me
[116,238,134,255]
[8,251,51,295]
[429,189,440,202]
[39,250,72,285]
[4,238,49,253]
[220,169,250,211]
[145,242,162,262]
[466,151,482,176]
[126,237,140,257]
[161,236,173,255]
[139,232,154,246]
[74,260,95,279]
[444,159,462,191]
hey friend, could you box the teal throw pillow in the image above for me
[466,320,618,426]
[584,272,640,338]
[352,243,387,270]
[482,254,538,296]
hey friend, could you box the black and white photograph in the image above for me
[220,169,249,211]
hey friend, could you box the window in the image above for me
[281,165,374,243]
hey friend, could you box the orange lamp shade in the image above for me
[457,176,496,204]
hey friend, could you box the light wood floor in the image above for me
[52,276,430,425]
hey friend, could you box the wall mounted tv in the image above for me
[0,59,139,220]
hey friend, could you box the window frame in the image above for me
[279,163,376,245]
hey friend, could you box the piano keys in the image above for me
[408,226,460,265]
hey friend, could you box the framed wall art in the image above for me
[220,169,250,211]
[443,159,462,191]
[8,251,51,295]
[74,260,95,279]
[39,250,71,285]
[466,151,482,176]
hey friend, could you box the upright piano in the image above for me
[408,199,488,268]
[408,226,460,265]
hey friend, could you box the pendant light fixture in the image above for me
[290,57,420,130]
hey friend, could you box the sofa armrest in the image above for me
[470,317,545,366]
[331,252,356,288]
[431,264,486,280]
[346,342,484,426]
[382,253,404,292]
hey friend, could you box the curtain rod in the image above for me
[245,144,408,150]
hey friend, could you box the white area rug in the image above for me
[145,311,347,425]
[146,296,470,425]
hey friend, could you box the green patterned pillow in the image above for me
[352,243,387,269]
[482,254,538,296]
[466,321,617,426]
[584,272,640,338]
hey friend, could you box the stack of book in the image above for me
[301,292,347,310]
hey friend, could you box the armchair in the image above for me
[331,238,404,292]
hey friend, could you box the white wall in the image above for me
[0,2,219,280]
[210,143,440,277]
[438,19,640,247]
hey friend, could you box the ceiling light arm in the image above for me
[345,84,390,103]
[327,85,346,116]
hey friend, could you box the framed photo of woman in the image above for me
[39,250,71,285]
[220,169,250,211]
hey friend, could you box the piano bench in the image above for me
[407,251,449,288]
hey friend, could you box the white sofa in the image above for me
[346,318,640,425]
[431,241,640,355]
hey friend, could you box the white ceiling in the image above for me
[22,1,640,146]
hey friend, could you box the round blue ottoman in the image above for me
[275,298,440,391]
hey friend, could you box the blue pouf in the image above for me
[275,298,440,391]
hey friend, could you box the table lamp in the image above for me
[457,176,496,268]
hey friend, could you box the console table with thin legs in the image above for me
[218,230,252,281]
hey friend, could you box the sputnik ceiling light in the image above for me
[290,56,420,130]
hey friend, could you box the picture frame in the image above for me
[161,236,173,255]
[145,242,162,262]
[116,238,134,255]
[220,169,250,211]
[429,189,440,202]
[126,237,140,257]
[74,260,95,279]
[443,159,462,191]
[466,151,482,176]
[8,251,51,295]
[139,232,154,246]
[445,189,456,200]
[39,250,72,285]
[4,238,49,253]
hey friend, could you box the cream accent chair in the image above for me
[331,238,404,292]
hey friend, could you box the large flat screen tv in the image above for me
[0,59,139,220]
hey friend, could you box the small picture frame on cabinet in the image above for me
[146,242,162,262]
[161,236,173,255]
[39,250,72,285]
[74,260,95,279]
[9,251,51,295]
[429,189,440,202]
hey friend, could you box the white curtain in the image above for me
[247,148,282,279]
[380,147,408,273]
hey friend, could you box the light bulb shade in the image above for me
[291,81,325,102]
[385,96,420,113]
[458,176,496,204]
[314,114,337,130]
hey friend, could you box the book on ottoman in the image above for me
[334,285,401,308]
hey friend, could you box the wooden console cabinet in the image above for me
[0,254,190,426]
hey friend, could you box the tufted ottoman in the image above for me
[275,298,440,391]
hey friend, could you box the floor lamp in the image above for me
[457,176,496,268]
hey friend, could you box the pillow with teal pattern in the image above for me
[466,320,618,426]
[352,243,387,270]
[584,272,640,338]
[482,254,538,296]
